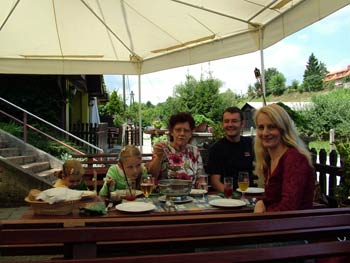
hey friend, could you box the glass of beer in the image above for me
[238,172,250,202]
[141,175,154,202]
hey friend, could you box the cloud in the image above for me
[312,6,350,36]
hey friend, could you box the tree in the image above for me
[250,67,282,97]
[99,90,125,126]
[269,73,287,96]
[289,80,299,91]
[300,89,350,140]
[173,74,223,122]
[218,89,243,112]
[247,84,256,98]
[302,53,328,92]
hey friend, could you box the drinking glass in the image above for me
[197,174,208,200]
[125,178,136,201]
[141,175,154,202]
[238,172,250,203]
[223,177,233,198]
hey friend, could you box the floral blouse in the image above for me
[159,142,203,186]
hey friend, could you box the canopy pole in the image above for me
[259,27,267,106]
[138,74,142,153]
[122,75,126,110]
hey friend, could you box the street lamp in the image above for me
[130,90,134,105]
[254,67,266,106]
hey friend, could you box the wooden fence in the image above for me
[310,148,342,199]
[69,123,98,147]
[69,123,142,151]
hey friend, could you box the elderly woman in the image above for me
[148,112,203,185]
[253,104,314,213]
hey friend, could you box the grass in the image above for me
[309,140,334,154]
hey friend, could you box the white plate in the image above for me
[158,196,194,204]
[236,187,264,194]
[114,190,143,197]
[115,202,156,213]
[209,199,246,208]
[190,189,208,195]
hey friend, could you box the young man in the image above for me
[206,107,254,192]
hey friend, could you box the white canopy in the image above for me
[0,0,348,75]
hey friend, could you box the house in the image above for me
[241,101,313,130]
[0,74,107,130]
[324,65,350,86]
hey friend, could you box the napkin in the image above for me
[36,188,84,204]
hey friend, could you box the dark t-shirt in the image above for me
[206,136,254,189]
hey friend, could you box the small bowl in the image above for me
[158,179,192,197]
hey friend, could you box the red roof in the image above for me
[324,65,350,82]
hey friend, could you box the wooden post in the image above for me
[330,129,335,151]
[319,149,327,195]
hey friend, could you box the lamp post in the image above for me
[130,90,134,105]
[254,67,266,106]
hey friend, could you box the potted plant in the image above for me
[193,114,213,132]
[152,119,163,129]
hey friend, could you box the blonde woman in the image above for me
[99,145,148,197]
[253,104,314,213]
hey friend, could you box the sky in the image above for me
[104,5,350,105]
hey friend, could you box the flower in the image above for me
[168,153,184,167]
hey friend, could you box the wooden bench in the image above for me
[1,208,350,262]
[71,153,153,191]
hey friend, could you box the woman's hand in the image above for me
[152,142,167,159]
[254,200,266,213]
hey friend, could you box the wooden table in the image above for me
[19,193,257,226]
[2,195,346,262]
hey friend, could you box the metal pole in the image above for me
[122,75,126,111]
[23,112,27,143]
[138,74,142,153]
[259,27,267,106]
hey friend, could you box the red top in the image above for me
[263,148,315,212]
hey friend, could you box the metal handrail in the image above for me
[0,97,103,153]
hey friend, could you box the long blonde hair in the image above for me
[119,145,142,164]
[253,104,312,178]
[118,145,143,187]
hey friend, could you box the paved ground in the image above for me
[0,206,28,220]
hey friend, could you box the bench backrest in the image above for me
[71,153,153,190]
[2,209,350,261]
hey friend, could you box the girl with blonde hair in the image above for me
[99,145,148,197]
[53,160,88,190]
[253,104,314,213]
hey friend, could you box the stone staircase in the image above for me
[0,130,63,207]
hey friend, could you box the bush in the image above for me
[300,89,350,140]
[0,122,22,137]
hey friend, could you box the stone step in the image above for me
[36,168,61,184]
[5,155,36,165]
[21,161,51,173]
[0,147,20,157]
[0,141,7,148]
